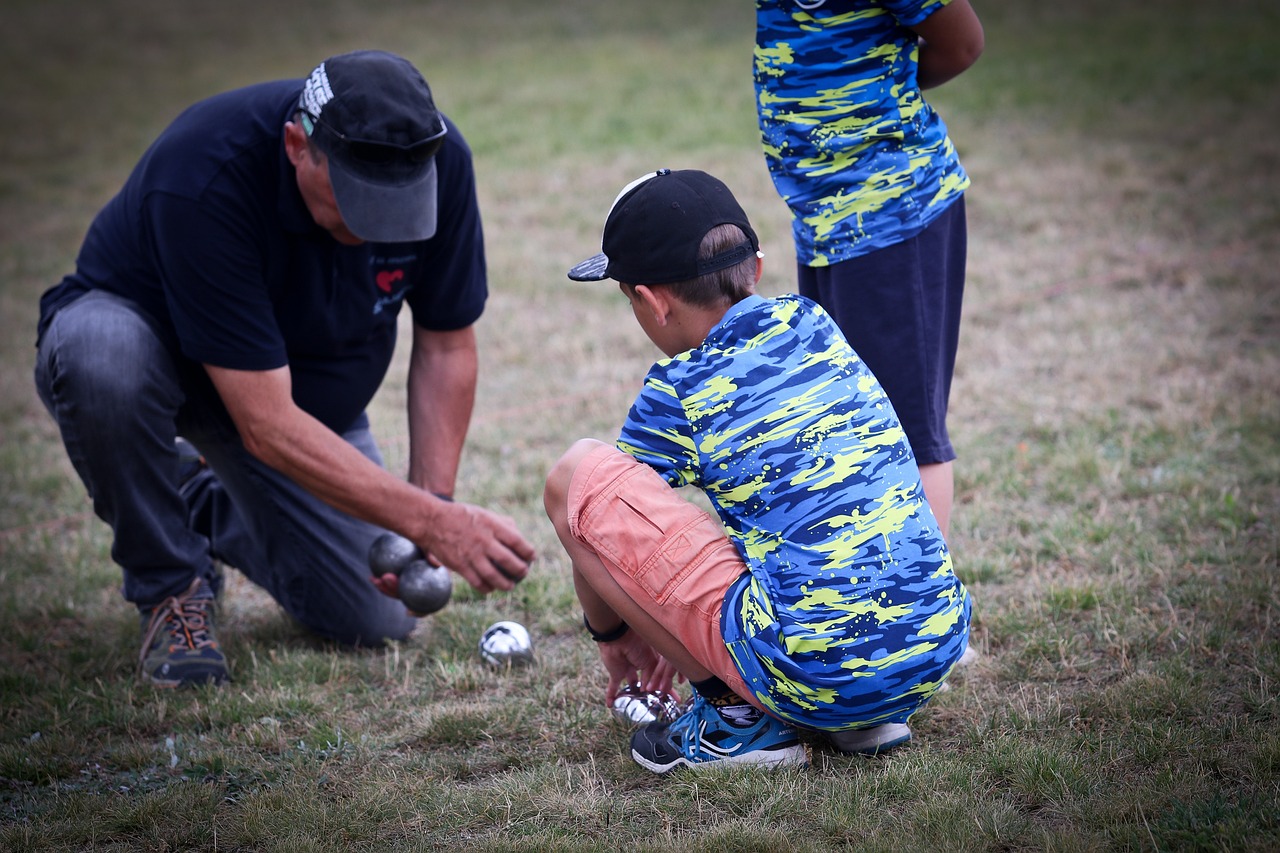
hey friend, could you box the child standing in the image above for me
[755,0,984,539]
[544,169,969,773]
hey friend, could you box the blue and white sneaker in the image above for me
[825,723,912,756]
[630,693,808,774]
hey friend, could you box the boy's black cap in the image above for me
[568,169,759,284]
[298,50,447,243]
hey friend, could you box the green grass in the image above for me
[2,0,1278,849]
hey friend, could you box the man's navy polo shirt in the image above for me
[37,80,488,433]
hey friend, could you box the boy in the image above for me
[755,0,984,539]
[543,169,969,773]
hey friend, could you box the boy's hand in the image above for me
[598,632,676,704]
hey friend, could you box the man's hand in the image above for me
[418,501,535,594]
[371,571,400,599]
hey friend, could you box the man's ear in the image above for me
[283,120,309,166]
[753,250,764,285]
[633,284,672,326]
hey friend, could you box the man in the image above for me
[34,50,535,688]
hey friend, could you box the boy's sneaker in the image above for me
[826,723,912,756]
[138,578,229,688]
[630,693,808,774]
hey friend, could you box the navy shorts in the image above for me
[797,197,966,466]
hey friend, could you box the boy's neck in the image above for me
[628,282,756,358]
[670,300,734,352]
[652,292,750,357]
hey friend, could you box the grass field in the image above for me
[2,0,1278,850]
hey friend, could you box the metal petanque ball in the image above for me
[398,560,452,614]
[611,684,684,726]
[368,532,422,576]
[478,620,535,668]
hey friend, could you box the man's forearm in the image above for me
[205,363,449,545]
[205,358,531,593]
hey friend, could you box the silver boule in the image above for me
[368,532,423,576]
[398,559,452,614]
[610,684,684,725]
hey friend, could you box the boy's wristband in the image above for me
[583,613,629,643]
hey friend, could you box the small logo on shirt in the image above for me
[376,269,405,293]
[372,268,410,314]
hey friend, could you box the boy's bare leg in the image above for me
[544,439,712,686]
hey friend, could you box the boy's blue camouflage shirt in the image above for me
[618,294,969,730]
[755,0,969,267]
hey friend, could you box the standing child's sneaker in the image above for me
[825,723,912,756]
[630,693,807,773]
[138,578,229,687]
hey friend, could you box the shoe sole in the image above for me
[142,673,229,689]
[140,665,230,689]
[631,742,808,774]
[826,723,911,755]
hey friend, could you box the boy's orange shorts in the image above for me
[566,443,757,706]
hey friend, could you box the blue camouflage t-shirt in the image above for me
[618,294,969,729]
[755,0,970,267]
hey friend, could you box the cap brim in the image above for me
[328,159,439,243]
[567,252,610,282]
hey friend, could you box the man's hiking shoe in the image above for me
[826,723,912,756]
[138,578,228,688]
[630,693,807,773]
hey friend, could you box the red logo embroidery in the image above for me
[376,269,405,293]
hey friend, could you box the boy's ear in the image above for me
[633,284,672,326]
[754,251,764,285]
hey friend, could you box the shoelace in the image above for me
[137,578,216,674]
[673,695,707,759]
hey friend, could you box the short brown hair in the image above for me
[647,223,757,308]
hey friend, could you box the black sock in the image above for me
[690,675,733,701]
[692,676,762,726]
